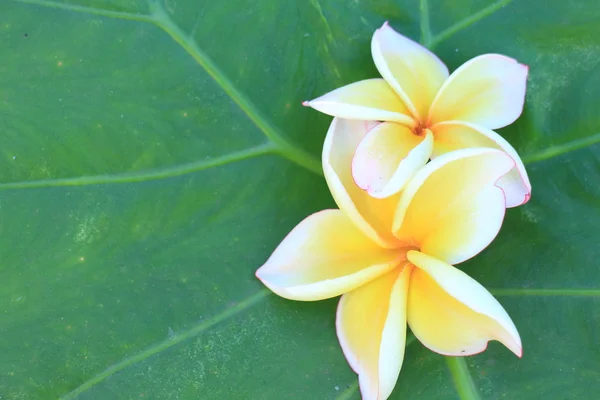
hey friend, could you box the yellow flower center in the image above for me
[393,245,419,269]
[412,120,429,136]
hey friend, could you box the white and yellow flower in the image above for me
[256,119,522,400]
[303,23,531,206]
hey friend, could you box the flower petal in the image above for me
[324,118,402,248]
[303,79,414,126]
[337,265,412,400]
[407,251,522,357]
[352,124,433,199]
[431,121,531,207]
[393,148,513,264]
[256,210,400,301]
[428,54,528,129]
[371,22,449,120]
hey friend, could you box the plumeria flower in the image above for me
[303,22,531,207]
[256,119,522,400]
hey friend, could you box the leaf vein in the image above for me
[491,288,600,297]
[335,382,359,400]
[333,333,418,400]
[3,129,596,190]
[522,132,600,165]
[430,0,513,48]
[446,357,481,400]
[419,0,433,47]
[309,0,335,44]
[0,144,275,190]
[148,1,322,175]
[9,0,323,176]
[308,0,342,79]
[8,0,154,22]
[60,289,271,399]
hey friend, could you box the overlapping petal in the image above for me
[407,251,522,357]
[428,54,528,129]
[255,210,400,301]
[352,123,433,199]
[323,118,401,248]
[431,121,531,207]
[371,22,449,120]
[303,79,414,126]
[393,148,513,265]
[255,20,529,400]
[336,266,412,400]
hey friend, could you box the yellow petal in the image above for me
[303,79,414,126]
[393,148,513,264]
[337,266,412,400]
[371,22,449,121]
[428,54,528,129]
[432,121,531,207]
[323,118,402,248]
[256,210,400,301]
[407,251,522,357]
[352,124,433,199]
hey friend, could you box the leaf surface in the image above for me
[1,0,599,398]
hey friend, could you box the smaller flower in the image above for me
[256,119,522,400]
[303,22,531,207]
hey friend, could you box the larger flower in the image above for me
[303,22,531,207]
[256,119,522,400]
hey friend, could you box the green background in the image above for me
[1,0,598,398]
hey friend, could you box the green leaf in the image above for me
[1,0,598,399]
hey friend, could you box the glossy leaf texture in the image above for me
[1,0,599,399]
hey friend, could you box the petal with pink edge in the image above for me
[431,121,531,207]
[428,54,528,129]
[371,22,449,120]
[352,124,433,199]
[337,265,412,400]
[324,118,402,248]
[303,79,414,126]
[393,148,513,265]
[255,210,400,301]
[407,251,522,357]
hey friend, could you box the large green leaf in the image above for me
[1,0,598,398]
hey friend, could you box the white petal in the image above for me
[256,210,399,301]
[393,148,513,264]
[407,251,522,357]
[352,124,433,199]
[323,118,403,248]
[431,121,531,207]
[428,54,528,129]
[337,266,412,400]
[304,79,414,125]
[371,22,449,120]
